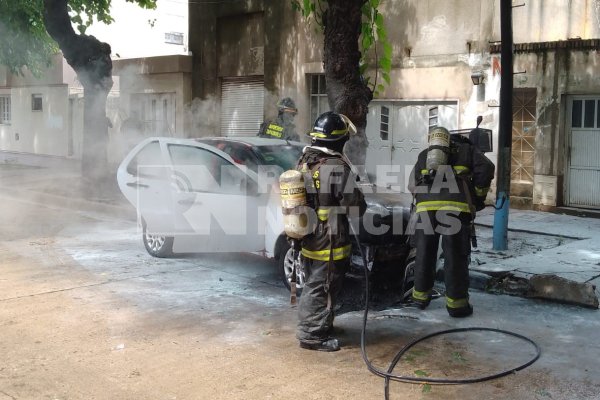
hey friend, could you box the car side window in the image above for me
[223,143,259,172]
[127,141,162,177]
[168,144,249,195]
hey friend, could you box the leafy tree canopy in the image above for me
[0,0,156,76]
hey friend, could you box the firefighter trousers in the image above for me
[413,211,472,302]
[296,257,349,342]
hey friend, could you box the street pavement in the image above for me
[5,162,598,307]
[1,163,599,399]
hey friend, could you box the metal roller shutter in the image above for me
[220,78,264,136]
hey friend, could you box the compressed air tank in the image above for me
[425,127,450,172]
[279,170,309,239]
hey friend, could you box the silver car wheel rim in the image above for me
[146,233,166,252]
[284,247,305,289]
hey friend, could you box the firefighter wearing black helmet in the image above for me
[257,97,299,141]
[408,126,495,318]
[295,111,366,352]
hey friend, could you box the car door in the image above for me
[117,138,174,235]
[166,142,267,253]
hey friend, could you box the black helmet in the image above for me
[308,111,350,142]
[277,97,297,114]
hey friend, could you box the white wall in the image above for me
[0,85,69,156]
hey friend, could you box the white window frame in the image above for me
[0,95,11,124]
[380,105,390,141]
[309,74,329,126]
[428,106,438,130]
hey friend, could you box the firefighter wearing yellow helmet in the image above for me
[294,111,366,352]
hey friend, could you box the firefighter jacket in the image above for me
[409,136,495,215]
[297,146,367,261]
[257,115,299,141]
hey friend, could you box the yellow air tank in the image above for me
[279,170,310,239]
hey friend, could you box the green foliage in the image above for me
[0,0,157,76]
[68,0,157,34]
[0,0,57,76]
[292,0,393,97]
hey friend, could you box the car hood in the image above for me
[364,192,412,221]
[353,191,413,244]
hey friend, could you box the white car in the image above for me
[117,136,414,292]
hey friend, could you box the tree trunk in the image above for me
[43,0,113,188]
[322,0,373,171]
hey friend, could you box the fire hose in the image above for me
[347,219,541,400]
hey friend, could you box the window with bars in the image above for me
[380,106,389,140]
[309,74,330,125]
[428,107,438,129]
[0,95,10,124]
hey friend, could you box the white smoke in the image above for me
[184,96,219,138]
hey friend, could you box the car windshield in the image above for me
[255,145,303,170]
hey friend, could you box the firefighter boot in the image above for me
[411,289,432,310]
[446,297,473,318]
[299,338,340,352]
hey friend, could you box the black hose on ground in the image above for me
[348,220,541,400]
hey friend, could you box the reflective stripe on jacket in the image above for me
[409,137,495,214]
[301,244,352,261]
[297,147,367,260]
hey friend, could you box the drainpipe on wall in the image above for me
[493,0,514,251]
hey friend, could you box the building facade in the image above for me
[0,0,189,166]
[188,0,600,210]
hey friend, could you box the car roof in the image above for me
[195,136,305,147]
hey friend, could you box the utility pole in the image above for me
[493,0,514,250]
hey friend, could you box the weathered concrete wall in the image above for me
[119,73,191,137]
[187,0,600,208]
[509,48,600,206]
[114,55,193,138]
[189,0,299,134]
[217,12,265,77]
[510,0,600,42]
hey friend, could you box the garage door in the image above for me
[567,96,600,208]
[220,78,264,136]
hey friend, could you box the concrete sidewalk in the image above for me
[468,208,600,308]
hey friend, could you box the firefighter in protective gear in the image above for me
[295,111,366,352]
[408,126,495,318]
[257,97,299,141]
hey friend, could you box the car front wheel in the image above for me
[279,244,305,295]
[142,227,174,258]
